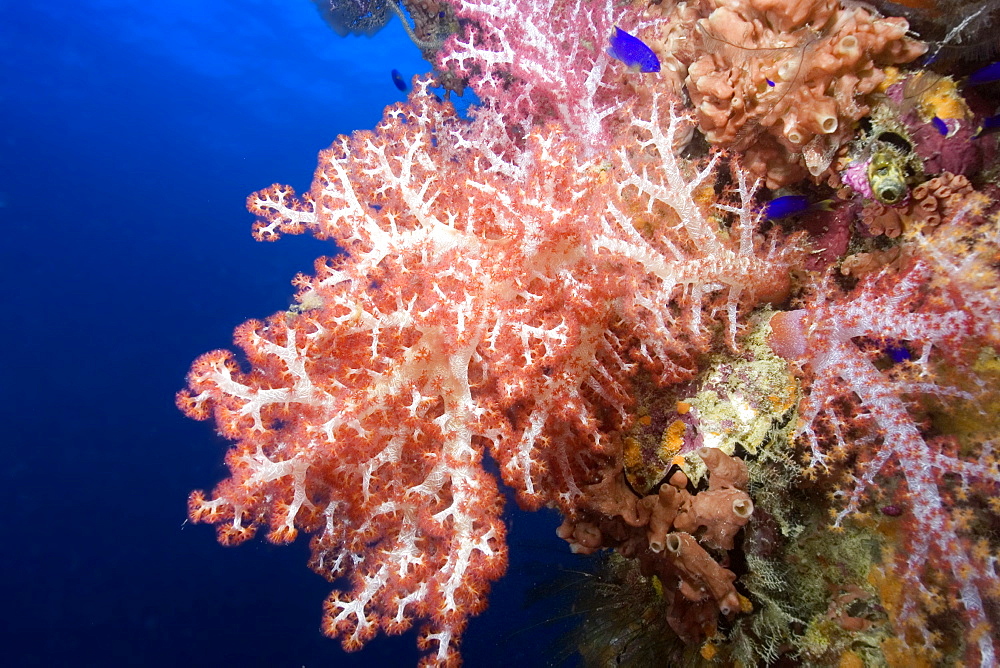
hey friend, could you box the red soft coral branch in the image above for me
[181,77,799,664]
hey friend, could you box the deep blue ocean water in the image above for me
[0,2,578,665]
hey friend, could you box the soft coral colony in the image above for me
[179,0,1000,665]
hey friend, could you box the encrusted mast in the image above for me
[183,0,1000,665]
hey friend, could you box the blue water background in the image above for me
[0,2,578,665]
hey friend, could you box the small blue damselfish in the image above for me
[976,113,1000,138]
[967,61,1000,86]
[763,195,832,220]
[391,69,407,92]
[607,27,660,73]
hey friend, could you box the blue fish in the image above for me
[607,27,660,73]
[763,195,831,220]
[884,342,911,363]
[765,78,775,87]
[391,69,407,92]
[967,61,1000,86]
[931,116,948,135]
[975,113,1000,137]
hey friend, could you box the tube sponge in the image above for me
[650,0,926,187]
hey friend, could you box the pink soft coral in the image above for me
[769,253,1000,665]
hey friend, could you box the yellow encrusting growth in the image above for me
[623,435,643,471]
[659,419,687,462]
[912,72,971,122]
